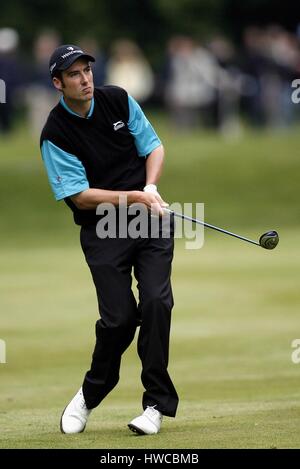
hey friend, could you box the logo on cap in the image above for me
[49,62,56,74]
[67,47,74,51]
[61,48,83,59]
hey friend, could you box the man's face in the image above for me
[53,58,94,101]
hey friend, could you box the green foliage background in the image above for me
[1,0,299,65]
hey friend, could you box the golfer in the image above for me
[40,44,178,435]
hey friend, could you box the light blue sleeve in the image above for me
[127,95,162,157]
[41,140,89,201]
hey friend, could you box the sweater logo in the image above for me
[113,120,125,131]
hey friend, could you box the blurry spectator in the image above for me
[105,39,154,103]
[266,26,300,126]
[208,35,242,136]
[25,29,60,135]
[78,36,106,86]
[241,26,300,128]
[0,28,23,133]
[163,36,219,129]
[240,27,270,126]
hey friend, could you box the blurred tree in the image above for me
[0,0,298,64]
[156,0,223,38]
[221,0,300,41]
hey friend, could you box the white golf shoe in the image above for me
[60,387,92,434]
[128,406,163,435]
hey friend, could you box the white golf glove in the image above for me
[143,184,169,216]
[143,183,159,195]
[143,184,169,206]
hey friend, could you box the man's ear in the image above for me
[52,77,63,92]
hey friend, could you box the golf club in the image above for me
[164,208,279,250]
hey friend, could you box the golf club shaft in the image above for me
[164,209,260,246]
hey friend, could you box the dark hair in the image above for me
[52,70,63,81]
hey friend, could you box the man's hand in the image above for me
[127,186,168,216]
[143,184,169,216]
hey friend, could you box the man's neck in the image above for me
[63,97,92,118]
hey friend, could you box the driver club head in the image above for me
[259,231,279,250]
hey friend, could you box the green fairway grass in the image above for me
[1,120,300,448]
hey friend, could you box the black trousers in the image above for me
[79,217,178,417]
